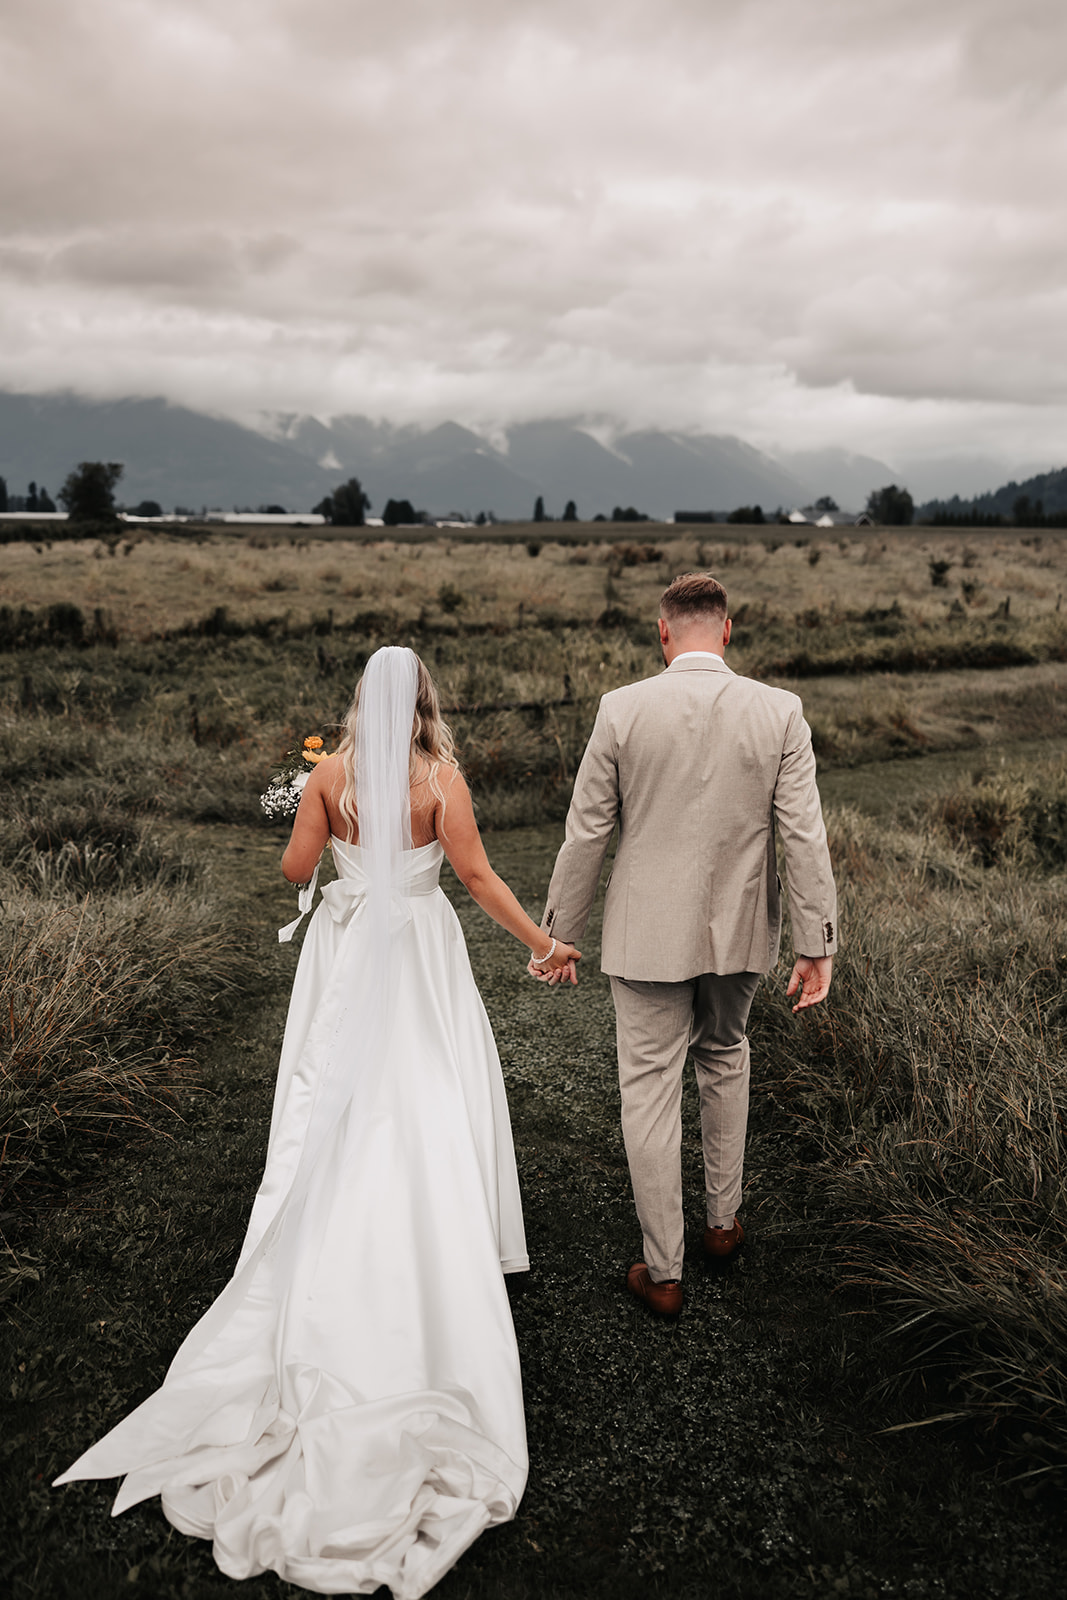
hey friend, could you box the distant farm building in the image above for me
[788,508,873,528]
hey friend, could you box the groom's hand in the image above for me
[786,954,832,1012]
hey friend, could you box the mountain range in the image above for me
[0,390,1049,521]
[268,412,899,521]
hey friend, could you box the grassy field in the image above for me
[2,520,1067,639]
[3,525,1067,1598]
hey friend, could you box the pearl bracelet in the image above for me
[529,938,557,968]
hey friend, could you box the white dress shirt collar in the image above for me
[665,650,733,675]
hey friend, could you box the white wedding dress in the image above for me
[56,835,529,1598]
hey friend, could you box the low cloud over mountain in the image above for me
[1,391,903,519]
[0,390,1041,521]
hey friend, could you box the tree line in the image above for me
[0,462,923,529]
[0,479,59,514]
[0,463,124,521]
[928,493,1067,529]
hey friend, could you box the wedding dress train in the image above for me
[56,837,529,1598]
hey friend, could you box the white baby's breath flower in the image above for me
[260,779,303,820]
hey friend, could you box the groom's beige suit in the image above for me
[543,653,837,1280]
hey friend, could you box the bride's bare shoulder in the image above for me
[410,757,464,794]
[311,752,346,805]
[435,763,467,795]
[411,762,471,845]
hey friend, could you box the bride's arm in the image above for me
[436,770,580,978]
[281,764,332,883]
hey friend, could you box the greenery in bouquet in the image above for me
[260,735,332,820]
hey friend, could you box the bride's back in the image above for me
[320,755,443,848]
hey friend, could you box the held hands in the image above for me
[786,954,833,1013]
[526,941,581,986]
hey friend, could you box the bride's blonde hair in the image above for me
[337,651,459,841]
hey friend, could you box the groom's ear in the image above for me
[722,617,732,648]
[657,617,669,648]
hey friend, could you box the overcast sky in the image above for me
[2,0,1065,476]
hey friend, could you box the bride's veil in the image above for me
[356,644,418,933]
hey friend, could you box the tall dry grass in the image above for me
[0,775,258,1253]
[757,780,1067,1480]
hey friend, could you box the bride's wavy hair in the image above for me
[337,652,460,841]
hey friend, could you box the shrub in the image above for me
[0,801,199,895]
[934,761,1067,868]
[614,542,661,566]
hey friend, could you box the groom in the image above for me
[538,572,837,1316]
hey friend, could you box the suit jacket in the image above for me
[543,654,838,980]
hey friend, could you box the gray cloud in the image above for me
[1,0,1065,469]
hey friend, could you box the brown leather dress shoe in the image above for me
[703,1217,745,1262]
[626,1263,683,1317]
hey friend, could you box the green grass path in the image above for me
[818,733,1067,816]
[5,824,1066,1599]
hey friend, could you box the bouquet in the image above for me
[260,735,331,820]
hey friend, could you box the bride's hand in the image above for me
[526,941,581,985]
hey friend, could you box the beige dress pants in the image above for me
[610,970,762,1283]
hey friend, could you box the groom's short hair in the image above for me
[659,573,728,627]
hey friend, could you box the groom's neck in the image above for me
[658,621,730,666]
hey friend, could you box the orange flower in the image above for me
[302,749,328,765]
[303,736,324,750]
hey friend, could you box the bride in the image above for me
[55,645,580,1598]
